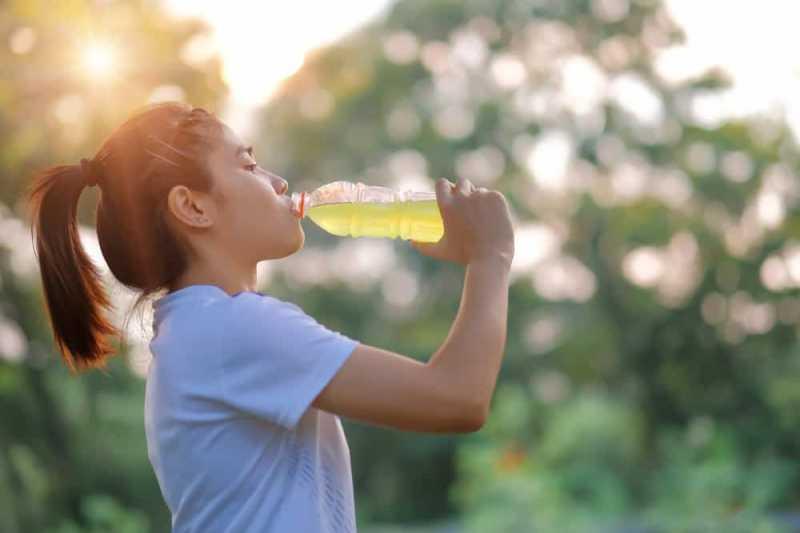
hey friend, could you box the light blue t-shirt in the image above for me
[144,284,360,533]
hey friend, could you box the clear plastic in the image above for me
[291,181,444,242]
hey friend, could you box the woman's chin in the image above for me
[263,225,304,259]
[288,240,304,256]
[276,229,305,259]
[293,227,305,252]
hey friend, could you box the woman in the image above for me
[28,101,514,532]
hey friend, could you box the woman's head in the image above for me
[28,101,303,373]
[177,120,303,266]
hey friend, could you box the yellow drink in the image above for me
[306,200,444,242]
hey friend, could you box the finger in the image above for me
[434,178,455,207]
[455,177,474,195]
[477,187,489,193]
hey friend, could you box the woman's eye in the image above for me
[245,164,258,172]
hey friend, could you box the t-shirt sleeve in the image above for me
[217,293,359,430]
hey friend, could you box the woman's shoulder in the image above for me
[221,292,314,333]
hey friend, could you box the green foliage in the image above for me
[453,391,796,532]
[46,494,150,533]
[644,428,796,533]
[452,390,643,532]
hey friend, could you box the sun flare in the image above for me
[82,41,117,81]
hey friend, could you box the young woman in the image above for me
[28,101,514,532]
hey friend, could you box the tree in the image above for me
[256,0,800,529]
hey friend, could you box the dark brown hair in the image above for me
[28,101,223,374]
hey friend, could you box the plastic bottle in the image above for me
[290,181,444,243]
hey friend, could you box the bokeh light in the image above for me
[81,40,117,81]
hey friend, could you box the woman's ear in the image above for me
[166,185,215,230]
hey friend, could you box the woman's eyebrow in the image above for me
[236,145,254,157]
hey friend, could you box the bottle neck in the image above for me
[289,191,308,218]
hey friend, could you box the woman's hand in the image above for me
[411,178,514,268]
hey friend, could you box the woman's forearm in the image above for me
[426,254,511,422]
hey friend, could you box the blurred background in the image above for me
[2,0,800,531]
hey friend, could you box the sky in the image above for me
[163,0,394,134]
[662,0,800,137]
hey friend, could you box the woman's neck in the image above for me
[169,257,257,296]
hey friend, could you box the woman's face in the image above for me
[204,124,304,262]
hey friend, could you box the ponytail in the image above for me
[26,102,223,374]
[28,164,118,374]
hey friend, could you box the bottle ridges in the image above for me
[306,200,444,242]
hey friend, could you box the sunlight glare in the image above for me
[164,0,392,107]
[665,0,800,140]
[82,41,116,81]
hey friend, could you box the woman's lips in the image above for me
[288,191,306,219]
[286,195,301,218]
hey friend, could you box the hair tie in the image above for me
[80,158,100,187]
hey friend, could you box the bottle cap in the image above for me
[299,191,306,218]
[290,191,308,219]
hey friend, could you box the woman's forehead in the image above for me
[211,124,250,162]
[210,123,252,174]
[220,125,245,152]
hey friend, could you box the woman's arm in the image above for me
[312,254,510,433]
[312,178,514,433]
